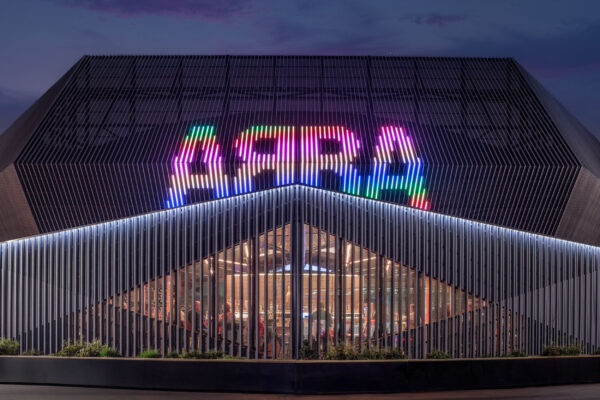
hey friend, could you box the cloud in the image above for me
[254,1,402,55]
[408,13,466,27]
[444,20,600,73]
[55,0,254,20]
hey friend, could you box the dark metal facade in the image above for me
[13,56,581,237]
[1,185,598,358]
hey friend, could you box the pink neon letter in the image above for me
[166,125,228,207]
[300,126,361,194]
[233,126,295,194]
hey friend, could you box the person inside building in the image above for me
[311,302,333,352]
[218,302,235,345]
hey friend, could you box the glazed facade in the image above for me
[1,186,598,358]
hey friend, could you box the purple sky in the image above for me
[1,0,599,139]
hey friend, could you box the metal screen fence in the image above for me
[1,185,598,358]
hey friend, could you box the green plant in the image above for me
[564,345,582,356]
[299,339,319,360]
[56,340,86,357]
[379,347,407,360]
[223,355,245,359]
[182,349,224,359]
[99,347,120,357]
[542,344,581,356]
[359,347,384,360]
[593,348,600,355]
[325,344,360,360]
[22,349,40,356]
[542,344,562,356]
[79,339,105,357]
[55,339,119,358]
[182,350,201,359]
[165,351,181,359]
[321,344,407,360]
[427,350,451,359]
[138,349,161,358]
[502,349,527,358]
[199,349,223,359]
[0,338,20,355]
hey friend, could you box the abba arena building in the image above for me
[0,56,599,359]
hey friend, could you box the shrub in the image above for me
[182,350,201,359]
[55,339,120,357]
[22,349,40,356]
[542,344,581,356]
[138,349,161,358]
[542,344,563,356]
[99,347,120,358]
[593,348,600,355]
[182,349,223,359]
[323,345,407,360]
[165,351,181,359]
[79,340,104,357]
[564,345,582,356]
[427,350,451,359]
[502,349,527,358]
[325,344,360,360]
[359,347,406,360]
[359,347,383,360]
[222,355,244,359]
[56,341,85,357]
[199,349,223,359]
[0,338,20,355]
[299,339,319,360]
[380,347,407,360]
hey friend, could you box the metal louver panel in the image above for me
[1,185,598,358]
[13,56,579,237]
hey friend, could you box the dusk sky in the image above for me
[1,0,599,139]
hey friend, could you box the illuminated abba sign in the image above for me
[166,125,429,210]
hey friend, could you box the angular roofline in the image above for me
[3,184,598,251]
[0,62,78,171]
[78,54,516,60]
[515,61,600,179]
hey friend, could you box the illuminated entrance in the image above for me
[104,223,485,359]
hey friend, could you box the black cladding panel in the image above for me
[13,56,581,235]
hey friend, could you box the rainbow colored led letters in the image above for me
[366,126,429,209]
[167,125,429,210]
[166,126,228,208]
[233,126,295,194]
[300,126,361,195]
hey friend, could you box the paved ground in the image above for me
[0,383,599,399]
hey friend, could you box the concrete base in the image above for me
[1,356,600,394]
